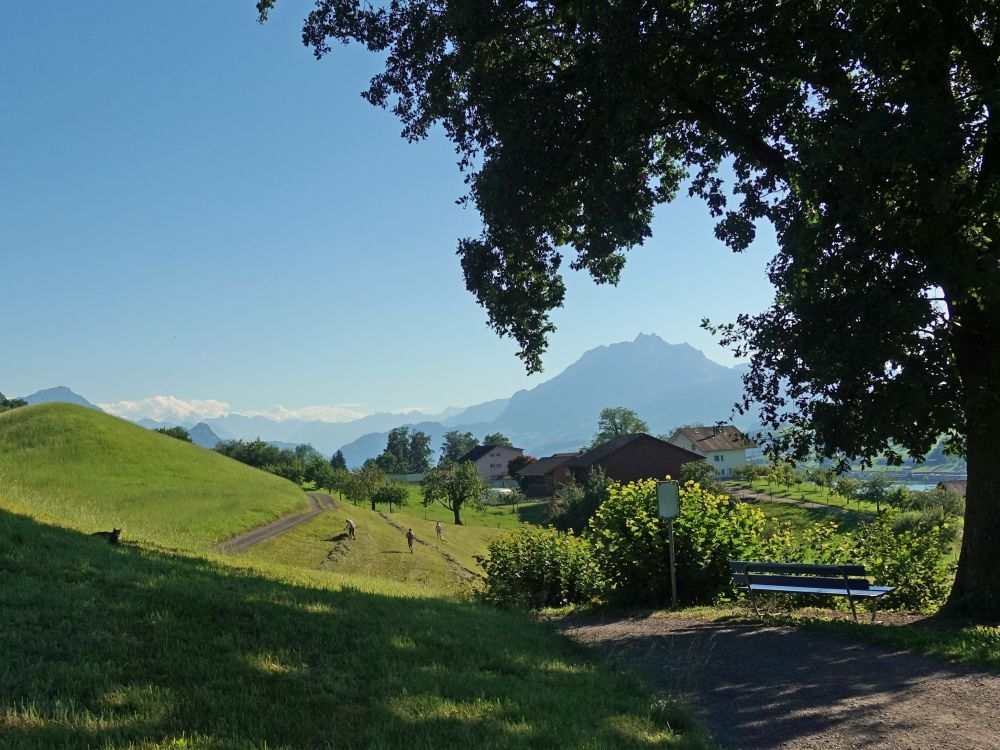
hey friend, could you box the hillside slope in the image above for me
[0,507,704,749]
[0,403,306,549]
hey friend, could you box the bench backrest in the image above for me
[730,560,871,592]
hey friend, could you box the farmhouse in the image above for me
[516,452,581,497]
[568,433,704,485]
[458,444,525,482]
[667,425,755,478]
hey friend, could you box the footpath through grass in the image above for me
[0,403,305,550]
[244,494,539,591]
[0,506,711,749]
[240,502,468,593]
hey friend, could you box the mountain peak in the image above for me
[21,386,101,411]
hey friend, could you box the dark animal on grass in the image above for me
[91,528,121,545]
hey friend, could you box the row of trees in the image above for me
[215,439,343,488]
[329,457,490,525]
[373,426,433,474]
[0,393,27,413]
[373,428,516,474]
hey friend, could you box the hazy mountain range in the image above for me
[20,334,753,464]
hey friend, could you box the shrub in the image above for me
[898,486,965,517]
[587,479,790,605]
[850,514,954,611]
[547,466,610,533]
[481,477,956,613]
[478,527,603,608]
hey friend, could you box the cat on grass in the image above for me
[91,528,121,545]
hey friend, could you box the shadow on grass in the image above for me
[0,508,705,750]
[515,502,550,525]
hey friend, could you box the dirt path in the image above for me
[560,615,1000,750]
[215,492,337,553]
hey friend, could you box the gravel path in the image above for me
[559,615,1000,750]
[215,492,337,553]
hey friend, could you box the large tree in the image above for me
[420,460,487,525]
[482,432,513,447]
[407,430,433,472]
[438,430,477,464]
[588,407,650,449]
[261,1,1000,617]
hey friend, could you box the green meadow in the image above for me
[0,403,305,550]
[0,404,711,749]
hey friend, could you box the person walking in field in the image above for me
[435,521,442,540]
[406,528,414,553]
[346,519,356,540]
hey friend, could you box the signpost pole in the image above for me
[668,517,678,608]
[656,480,680,609]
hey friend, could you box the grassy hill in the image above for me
[0,403,306,550]
[0,508,708,749]
[0,402,711,748]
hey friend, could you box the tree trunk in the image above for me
[370,499,376,511]
[944,314,1000,620]
[453,501,463,526]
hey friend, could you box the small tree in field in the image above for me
[373,482,409,513]
[835,477,863,508]
[421,461,487,525]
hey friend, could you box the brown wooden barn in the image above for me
[568,433,704,484]
[516,452,581,497]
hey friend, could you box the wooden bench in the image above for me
[730,560,895,622]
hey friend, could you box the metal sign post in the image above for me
[656,480,680,608]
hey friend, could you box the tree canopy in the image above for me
[375,426,433,473]
[262,0,1000,615]
[0,393,27,413]
[482,432,513,448]
[154,426,193,443]
[588,407,649,449]
[438,430,477,464]
[330,449,348,471]
[420,460,487,525]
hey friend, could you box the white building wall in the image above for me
[473,446,524,481]
[705,449,748,477]
[667,430,748,478]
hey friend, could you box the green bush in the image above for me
[478,527,604,608]
[547,466,610,533]
[851,514,955,610]
[481,477,956,613]
[587,479,791,605]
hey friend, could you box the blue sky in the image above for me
[2,1,777,421]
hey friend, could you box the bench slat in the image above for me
[747,574,871,590]
[730,560,867,577]
[749,583,895,598]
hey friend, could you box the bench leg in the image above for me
[871,597,879,624]
[847,592,858,623]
